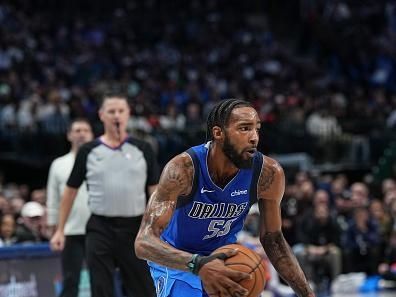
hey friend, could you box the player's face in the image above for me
[222,107,260,169]
[99,97,130,133]
[68,121,93,149]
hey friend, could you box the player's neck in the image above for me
[208,143,239,187]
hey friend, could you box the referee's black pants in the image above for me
[86,214,155,297]
[60,235,86,297]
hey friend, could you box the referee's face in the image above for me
[99,97,130,133]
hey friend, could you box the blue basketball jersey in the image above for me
[161,142,263,256]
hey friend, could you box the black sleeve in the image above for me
[66,144,91,188]
[143,141,160,186]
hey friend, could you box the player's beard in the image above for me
[222,135,253,169]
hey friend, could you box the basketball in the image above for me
[212,244,267,297]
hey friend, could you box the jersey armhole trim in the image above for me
[249,153,264,206]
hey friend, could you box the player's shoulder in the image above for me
[162,151,195,180]
[167,151,194,169]
[261,154,284,176]
[256,154,285,200]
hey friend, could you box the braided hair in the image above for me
[206,99,253,141]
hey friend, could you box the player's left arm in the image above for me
[257,156,315,297]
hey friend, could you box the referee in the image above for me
[51,92,158,297]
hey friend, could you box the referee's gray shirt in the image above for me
[67,137,159,217]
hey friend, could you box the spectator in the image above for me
[15,201,47,243]
[369,199,393,254]
[0,194,10,216]
[31,189,46,206]
[294,204,342,286]
[0,214,17,246]
[335,182,370,221]
[382,178,396,196]
[9,196,25,218]
[343,207,381,274]
[305,108,344,162]
[378,229,396,282]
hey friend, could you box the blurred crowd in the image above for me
[0,0,395,165]
[1,170,396,290]
[239,172,396,292]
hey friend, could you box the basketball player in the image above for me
[135,99,315,297]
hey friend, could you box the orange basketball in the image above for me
[212,244,266,297]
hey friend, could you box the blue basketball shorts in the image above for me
[148,261,209,297]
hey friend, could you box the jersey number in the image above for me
[203,219,236,240]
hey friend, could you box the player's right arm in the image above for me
[135,153,250,297]
[135,153,194,269]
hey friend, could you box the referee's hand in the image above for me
[50,229,65,251]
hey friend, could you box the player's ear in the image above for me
[212,126,223,140]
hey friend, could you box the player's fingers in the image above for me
[226,269,251,282]
[222,277,249,297]
[222,248,239,258]
[218,286,231,297]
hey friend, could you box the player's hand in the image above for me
[50,229,65,251]
[198,249,250,297]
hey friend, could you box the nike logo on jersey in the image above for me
[201,187,215,194]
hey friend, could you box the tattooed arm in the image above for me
[135,153,250,297]
[258,156,315,297]
[135,153,194,270]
